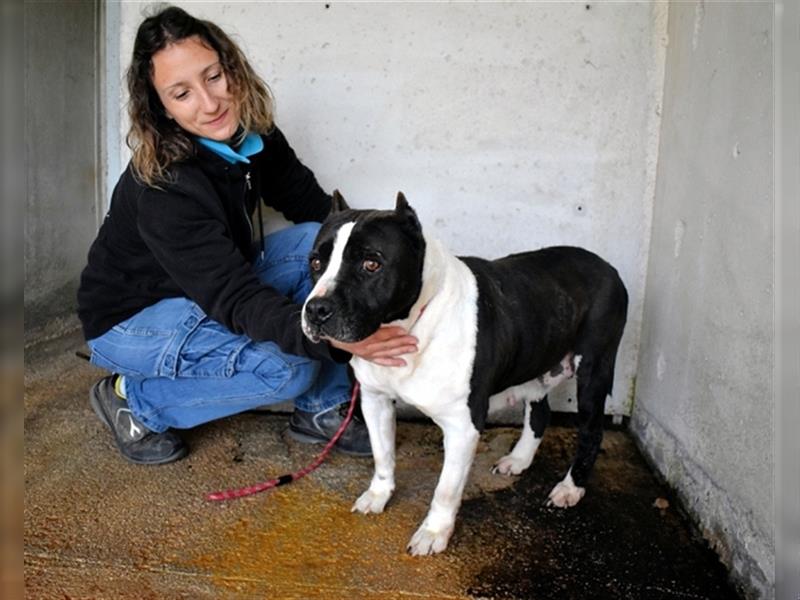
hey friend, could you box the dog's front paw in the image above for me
[546,476,585,508]
[407,521,454,556]
[491,454,532,476]
[351,488,392,514]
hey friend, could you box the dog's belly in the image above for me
[487,352,579,413]
[488,379,550,412]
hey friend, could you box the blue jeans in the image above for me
[87,223,350,434]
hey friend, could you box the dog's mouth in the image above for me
[301,318,373,346]
[301,320,323,344]
[302,299,382,345]
[301,320,345,345]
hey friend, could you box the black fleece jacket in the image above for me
[77,127,344,363]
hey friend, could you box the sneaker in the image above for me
[89,376,188,465]
[287,402,372,457]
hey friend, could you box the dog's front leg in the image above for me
[352,387,396,514]
[408,406,480,556]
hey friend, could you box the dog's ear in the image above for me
[394,192,411,213]
[331,190,350,213]
[395,191,412,213]
[395,191,422,232]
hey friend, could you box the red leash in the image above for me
[205,382,361,502]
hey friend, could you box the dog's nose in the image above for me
[305,297,335,326]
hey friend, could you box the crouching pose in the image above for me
[77,7,416,465]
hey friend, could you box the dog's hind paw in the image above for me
[491,454,532,476]
[352,489,392,514]
[407,523,454,556]
[546,475,585,508]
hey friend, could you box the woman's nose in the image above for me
[198,87,220,113]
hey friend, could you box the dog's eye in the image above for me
[310,257,323,272]
[362,259,382,273]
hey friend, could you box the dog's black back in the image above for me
[462,246,628,435]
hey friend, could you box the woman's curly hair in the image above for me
[126,5,274,186]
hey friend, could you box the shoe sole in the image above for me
[90,383,188,466]
[286,426,372,457]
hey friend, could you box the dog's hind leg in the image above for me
[547,352,615,508]
[492,395,550,476]
[491,352,574,477]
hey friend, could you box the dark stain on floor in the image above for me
[459,422,741,599]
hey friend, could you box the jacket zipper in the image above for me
[242,171,254,243]
[243,170,266,259]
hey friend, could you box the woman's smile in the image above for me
[205,109,229,126]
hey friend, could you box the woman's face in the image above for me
[151,35,240,142]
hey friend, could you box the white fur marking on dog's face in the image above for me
[302,221,356,337]
[310,221,356,300]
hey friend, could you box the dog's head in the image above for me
[301,191,426,343]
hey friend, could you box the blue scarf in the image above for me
[196,131,264,164]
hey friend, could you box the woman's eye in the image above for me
[208,72,222,82]
[363,259,382,273]
[310,258,322,272]
[174,90,189,101]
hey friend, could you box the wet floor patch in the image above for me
[460,428,740,599]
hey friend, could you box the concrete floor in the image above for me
[25,332,741,599]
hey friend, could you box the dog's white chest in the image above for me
[353,351,470,417]
[352,242,479,418]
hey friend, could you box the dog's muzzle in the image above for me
[302,297,336,343]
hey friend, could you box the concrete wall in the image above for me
[24,1,100,343]
[630,2,773,598]
[22,1,775,596]
[116,1,669,416]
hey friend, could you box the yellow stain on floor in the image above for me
[188,478,480,599]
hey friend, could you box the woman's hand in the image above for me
[328,326,418,367]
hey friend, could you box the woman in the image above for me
[77,5,416,465]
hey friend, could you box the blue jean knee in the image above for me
[123,340,323,432]
[89,316,327,432]
[86,297,344,432]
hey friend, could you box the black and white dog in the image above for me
[301,192,628,556]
